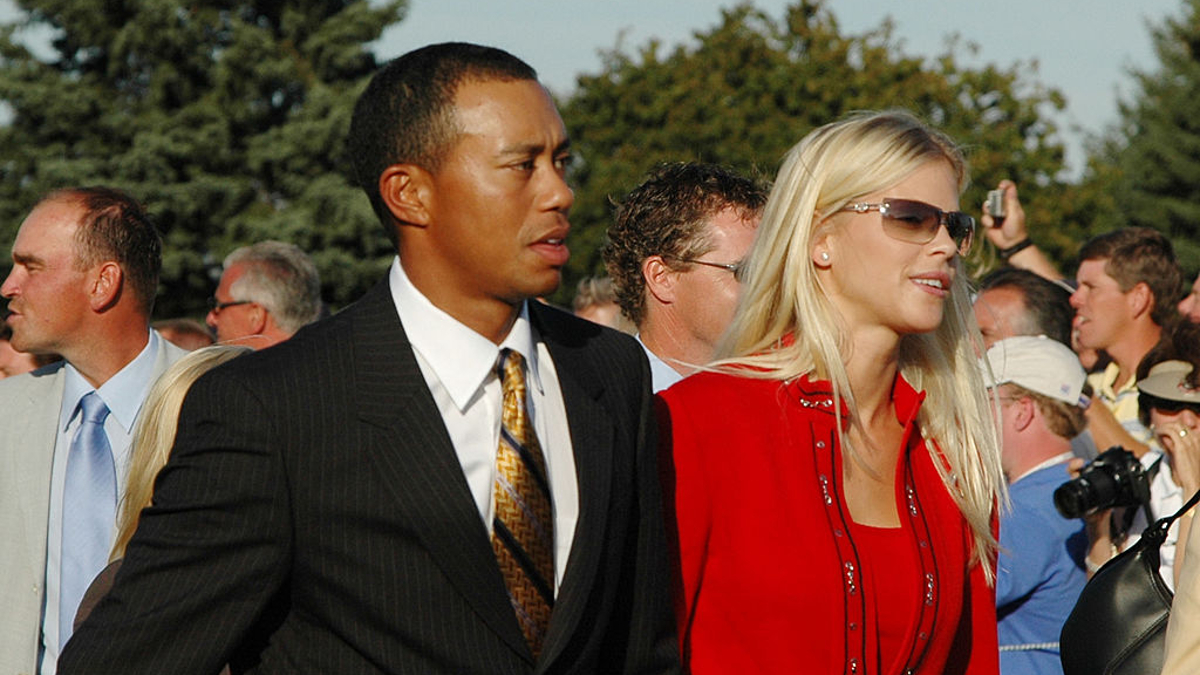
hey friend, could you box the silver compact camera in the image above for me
[986,189,1006,221]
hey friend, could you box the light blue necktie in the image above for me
[59,391,115,646]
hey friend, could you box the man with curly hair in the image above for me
[603,163,766,391]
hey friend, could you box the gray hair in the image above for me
[224,241,322,334]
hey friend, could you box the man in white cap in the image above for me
[985,336,1089,675]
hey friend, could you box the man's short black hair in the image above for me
[978,267,1073,345]
[348,42,538,244]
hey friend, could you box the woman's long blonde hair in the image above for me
[111,344,250,560]
[715,110,1004,578]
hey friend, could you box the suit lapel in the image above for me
[530,305,615,668]
[350,282,532,662]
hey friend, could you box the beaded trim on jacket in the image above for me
[786,375,939,675]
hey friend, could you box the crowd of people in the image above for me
[2,39,1200,675]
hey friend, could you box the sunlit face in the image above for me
[819,160,961,338]
[1,198,94,356]
[205,262,259,343]
[670,207,760,356]
[411,78,574,311]
[1070,259,1134,351]
[1178,274,1200,324]
[974,286,1030,349]
[989,384,1023,479]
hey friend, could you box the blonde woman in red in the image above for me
[658,110,1004,675]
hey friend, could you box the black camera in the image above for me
[1054,446,1151,519]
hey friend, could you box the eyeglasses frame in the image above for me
[664,256,746,283]
[839,197,975,255]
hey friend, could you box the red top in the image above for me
[657,372,999,675]
[852,522,920,673]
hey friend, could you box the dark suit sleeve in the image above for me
[60,367,292,674]
[602,346,681,675]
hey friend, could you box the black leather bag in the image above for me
[1060,489,1200,675]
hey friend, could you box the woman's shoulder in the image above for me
[659,369,781,403]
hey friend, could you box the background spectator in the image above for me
[604,162,766,391]
[206,240,321,348]
[152,318,214,351]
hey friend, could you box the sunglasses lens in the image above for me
[880,199,940,243]
[946,213,975,254]
[881,199,974,254]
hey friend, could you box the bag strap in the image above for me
[1141,455,1166,525]
[1142,487,1200,546]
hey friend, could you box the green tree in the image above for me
[557,0,1072,302]
[0,0,404,316]
[1092,0,1200,275]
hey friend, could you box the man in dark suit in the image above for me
[60,42,678,674]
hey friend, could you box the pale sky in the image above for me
[377,0,1184,177]
[0,0,1185,177]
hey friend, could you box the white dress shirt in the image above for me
[388,258,578,588]
[636,335,684,393]
[41,329,163,674]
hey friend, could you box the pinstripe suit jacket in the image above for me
[60,280,678,675]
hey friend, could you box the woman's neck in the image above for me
[845,328,901,429]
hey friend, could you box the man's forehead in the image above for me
[14,199,81,250]
[1077,258,1117,283]
[450,79,565,137]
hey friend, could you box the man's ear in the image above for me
[1012,396,1035,432]
[379,164,433,228]
[89,262,123,311]
[642,255,677,304]
[247,303,269,335]
[1128,281,1153,320]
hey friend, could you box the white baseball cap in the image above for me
[984,335,1087,406]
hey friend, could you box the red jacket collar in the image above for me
[789,371,927,425]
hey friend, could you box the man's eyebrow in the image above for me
[11,251,42,266]
[499,138,572,157]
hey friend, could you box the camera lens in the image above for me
[1054,471,1118,519]
[1054,480,1093,519]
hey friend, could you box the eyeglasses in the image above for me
[207,297,253,313]
[666,257,746,283]
[840,198,975,255]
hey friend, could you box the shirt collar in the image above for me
[1010,451,1074,485]
[388,257,542,412]
[59,329,161,433]
[1096,360,1136,398]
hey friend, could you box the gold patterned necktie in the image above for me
[492,348,555,658]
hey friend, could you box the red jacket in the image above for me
[657,371,999,675]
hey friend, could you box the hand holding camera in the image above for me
[981,179,1029,249]
[1055,446,1151,519]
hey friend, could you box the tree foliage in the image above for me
[0,0,404,317]
[557,0,1074,302]
[1091,0,1200,274]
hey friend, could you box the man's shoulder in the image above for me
[0,360,66,400]
[198,284,389,388]
[1006,464,1078,530]
[531,302,643,362]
